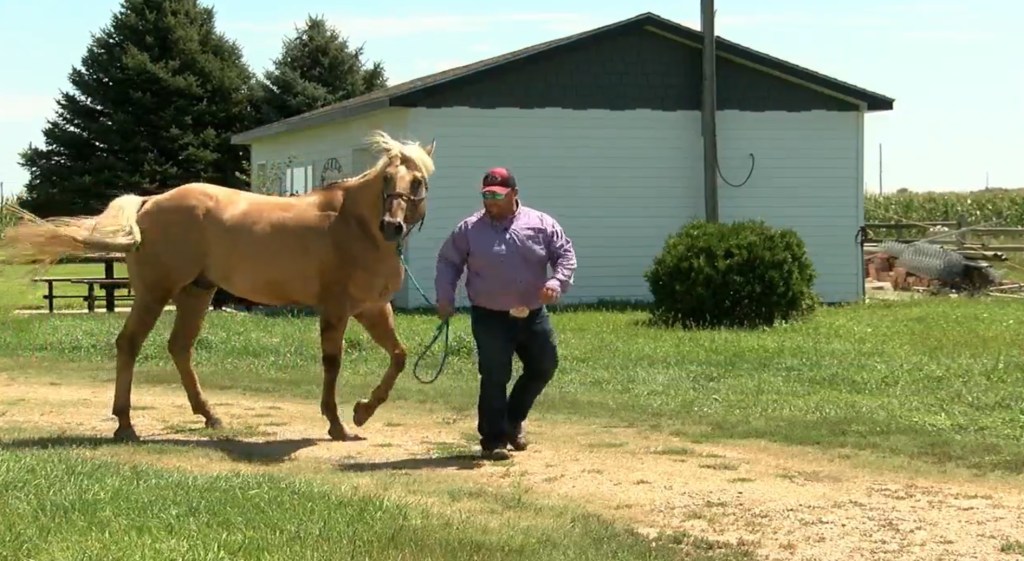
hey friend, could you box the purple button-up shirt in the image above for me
[435,203,577,311]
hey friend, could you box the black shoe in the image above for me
[509,431,527,451]
[481,447,511,461]
[508,423,528,451]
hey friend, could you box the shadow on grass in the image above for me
[2,434,490,472]
[334,453,485,473]
[0,434,320,465]
[389,299,654,318]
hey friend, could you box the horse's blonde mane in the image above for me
[319,130,435,192]
[362,130,436,177]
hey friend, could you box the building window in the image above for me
[284,163,314,195]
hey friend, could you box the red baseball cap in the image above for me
[481,167,517,194]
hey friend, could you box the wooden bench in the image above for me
[33,276,105,313]
[32,276,132,313]
[70,278,133,313]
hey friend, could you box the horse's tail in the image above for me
[0,194,148,266]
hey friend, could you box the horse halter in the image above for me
[382,172,429,241]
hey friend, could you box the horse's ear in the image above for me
[424,138,436,157]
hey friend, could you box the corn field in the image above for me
[865,190,1024,227]
[0,194,20,237]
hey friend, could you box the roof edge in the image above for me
[230,11,895,142]
[231,98,392,145]
[230,13,670,144]
[387,13,658,105]
[229,14,652,145]
[639,14,894,111]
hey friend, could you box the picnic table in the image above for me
[32,255,131,313]
[72,278,133,312]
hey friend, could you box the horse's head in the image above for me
[365,131,437,243]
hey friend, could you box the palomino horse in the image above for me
[0,130,436,443]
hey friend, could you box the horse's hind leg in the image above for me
[352,303,407,427]
[168,285,221,429]
[113,293,170,442]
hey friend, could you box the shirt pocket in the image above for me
[516,229,548,262]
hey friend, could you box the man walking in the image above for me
[435,167,577,461]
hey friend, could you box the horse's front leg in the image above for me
[352,302,407,427]
[319,313,364,441]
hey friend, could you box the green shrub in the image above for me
[643,219,818,329]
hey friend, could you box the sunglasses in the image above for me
[481,191,506,200]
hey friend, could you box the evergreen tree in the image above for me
[257,14,389,125]
[17,0,258,217]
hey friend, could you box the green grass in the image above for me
[0,260,128,311]
[3,262,1023,560]
[0,447,701,561]
[2,264,1024,476]
[1002,540,1024,556]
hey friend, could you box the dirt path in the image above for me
[2,373,1023,561]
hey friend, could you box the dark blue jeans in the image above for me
[469,305,559,450]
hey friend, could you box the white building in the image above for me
[231,12,894,308]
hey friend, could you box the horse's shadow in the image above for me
[1,434,487,471]
[0,434,320,465]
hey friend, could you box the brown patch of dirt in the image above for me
[1,373,1023,561]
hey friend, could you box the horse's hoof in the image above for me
[205,416,223,430]
[328,425,365,442]
[113,426,139,442]
[352,400,374,427]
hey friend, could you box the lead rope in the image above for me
[396,242,451,384]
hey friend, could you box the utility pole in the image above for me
[701,0,719,222]
[878,143,883,195]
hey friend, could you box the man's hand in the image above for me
[437,301,454,319]
[540,285,560,304]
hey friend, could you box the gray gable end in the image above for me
[232,12,893,145]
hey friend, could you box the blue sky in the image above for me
[0,0,1020,198]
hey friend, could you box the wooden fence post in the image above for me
[956,214,968,247]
